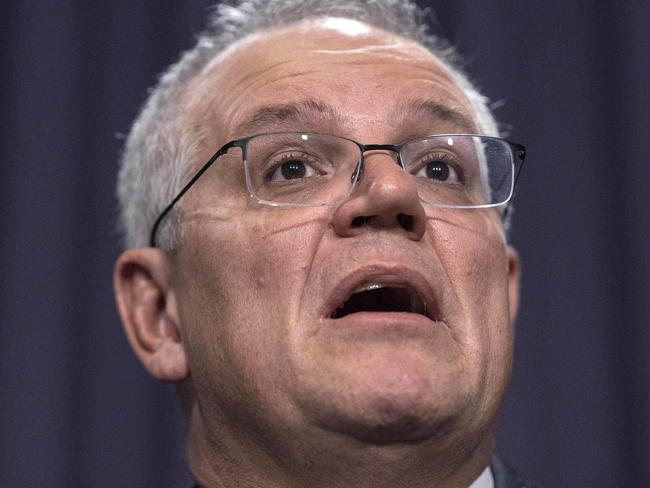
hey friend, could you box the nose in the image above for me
[331,153,426,240]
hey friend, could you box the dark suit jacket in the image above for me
[492,456,533,488]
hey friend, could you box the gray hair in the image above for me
[117,0,502,250]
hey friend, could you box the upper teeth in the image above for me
[354,283,385,293]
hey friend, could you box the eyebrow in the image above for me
[397,98,478,134]
[234,98,348,136]
[233,96,477,137]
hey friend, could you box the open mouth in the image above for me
[330,284,431,319]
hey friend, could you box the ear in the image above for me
[505,245,521,323]
[114,248,188,382]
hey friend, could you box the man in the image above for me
[114,0,528,486]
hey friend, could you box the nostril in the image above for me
[352,216,370,227]
[397,213,413,230]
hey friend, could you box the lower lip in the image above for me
[323,311,444,330]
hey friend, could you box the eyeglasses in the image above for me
[150,132,526,246]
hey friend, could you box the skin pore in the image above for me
[115,18,520,488]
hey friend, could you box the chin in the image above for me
[296,353,473,446]
[321,401,459,445]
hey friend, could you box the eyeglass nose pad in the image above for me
[350,158,364,186]
[395,152,406,170]
[350,149,404,189]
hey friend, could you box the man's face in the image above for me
[172,19,519,449]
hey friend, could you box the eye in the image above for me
[267,155,318,182]
[415,155,462,184]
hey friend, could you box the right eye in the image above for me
[267,155,319,182]
[419,159,459,183]
[412,151,464,185]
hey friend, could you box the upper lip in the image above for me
[320,264,441,321]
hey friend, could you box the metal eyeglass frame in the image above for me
[149,132,526,247]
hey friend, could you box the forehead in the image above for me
[185,19,477,143]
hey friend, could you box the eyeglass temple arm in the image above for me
[514,145,526,182]
[503,144,526,221]
[149,142,237,247]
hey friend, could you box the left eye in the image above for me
[268,158,318,181]
[415,159,461,183]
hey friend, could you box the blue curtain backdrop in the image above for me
[2,1,649,486]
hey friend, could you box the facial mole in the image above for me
[257,277,266,288]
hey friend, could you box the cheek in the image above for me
[427,211,513,363]
[173,210,329,397]
[428,212,514,411]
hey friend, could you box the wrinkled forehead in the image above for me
[183,18,476,143]
[203,17,442,73]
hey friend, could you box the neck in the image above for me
[187,403,495,488]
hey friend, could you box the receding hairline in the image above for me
[182,19,480,145]
[196,16,435,82]
[184,16,457,112]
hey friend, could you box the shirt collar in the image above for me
[467,465,495,488]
